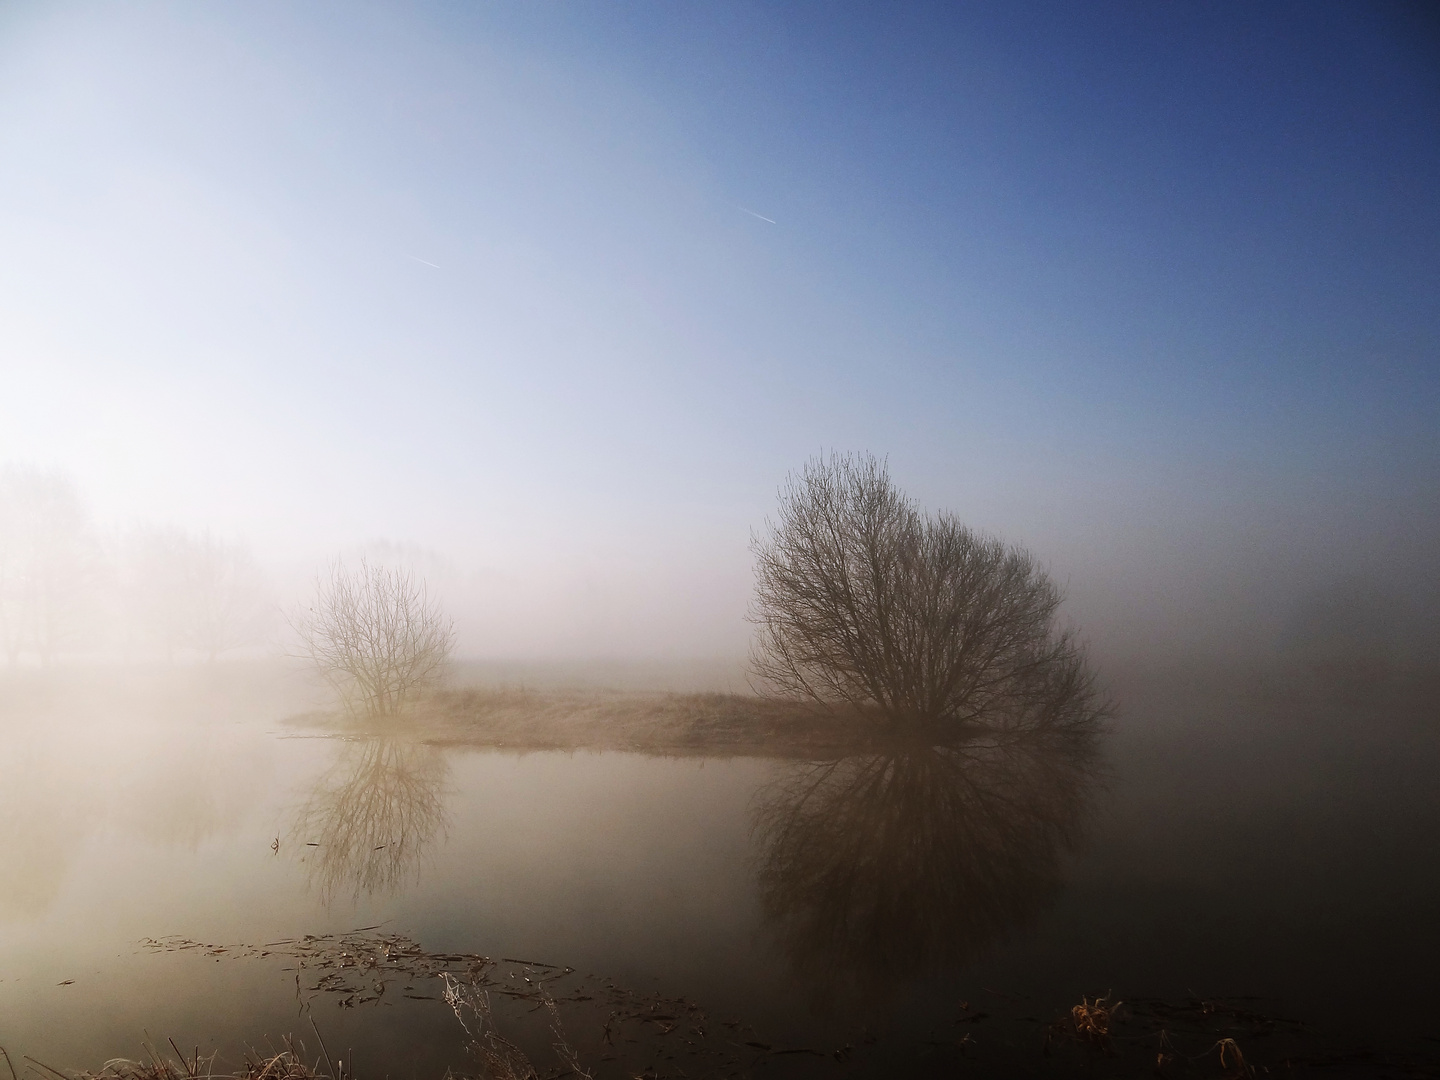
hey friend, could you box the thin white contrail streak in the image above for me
[406,255,441,268]
[736,206,777,224]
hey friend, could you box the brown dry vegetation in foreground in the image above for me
[296,688,907,758]
[5,1042,338,1080]
[11,931,1436,1080]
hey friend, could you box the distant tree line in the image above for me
[0,464,270,666]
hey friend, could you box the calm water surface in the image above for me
[1,668,1437,1077]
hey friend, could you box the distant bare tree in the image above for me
[126,527,190,662]
[0,465,97,666]
[187,533,270,661]
[127,527,269,662]
[750,453,1098,730]
[292,558,455,718]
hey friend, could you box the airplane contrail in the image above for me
[736,206,777,224]
[406,255,441,269]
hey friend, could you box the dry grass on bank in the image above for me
[5,1039,340,1080]
[297,688,894,758]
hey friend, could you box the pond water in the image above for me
[1,666,1437,1078]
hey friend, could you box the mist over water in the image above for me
[2,2,1438,1077]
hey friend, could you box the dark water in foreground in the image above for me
[1,667,1437,1077]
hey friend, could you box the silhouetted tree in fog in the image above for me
[293,558,455,719]
[188,534,269,661]
[0,465,96,666]
[750,453,1098,731]
[128,527,270,662]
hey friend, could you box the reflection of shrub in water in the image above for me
[291,738,449,904]
[751,726,1101,999]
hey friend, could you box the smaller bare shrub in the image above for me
[292,559,454,719]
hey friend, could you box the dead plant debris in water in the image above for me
[142,931,814,1078]
[1039,992,1440,1078]
[1214,1036,1253,1079]
[1070,994,1121,1046]
[77,944,1440,1079]
[442,974,592,1080]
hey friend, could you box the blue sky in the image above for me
[1,1,1435,658]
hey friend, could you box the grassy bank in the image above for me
[291,688,896,758]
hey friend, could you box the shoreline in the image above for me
[287,689,915,758]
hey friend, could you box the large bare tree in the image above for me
[292,558,455,719]
[749,453,1098,730]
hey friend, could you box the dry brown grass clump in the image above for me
[1070,994,1121,1046]
[6,1037,341,1080]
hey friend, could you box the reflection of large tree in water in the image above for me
[752,724,1101,999]
[291,738,449,905]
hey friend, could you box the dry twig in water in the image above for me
[1214,1036,1253,1079]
